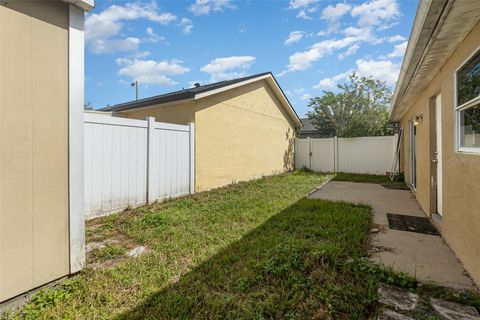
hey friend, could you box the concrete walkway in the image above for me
[308,181,476,289]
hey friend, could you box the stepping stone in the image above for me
[430,298,480,320]
[378,283,419,311]
[378,309,415,320]
[127,246,146,258]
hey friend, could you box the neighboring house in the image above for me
[0,0,92,304]
[390,0,480,286]
[101,72,302,191]
[298,118,325,138]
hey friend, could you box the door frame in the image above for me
[430,94,443,217]
[408,120,417,190]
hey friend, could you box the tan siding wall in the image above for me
[0,2,69,302]
[399,21,480,285]
[124,101,195,124]
[195,80,296,191]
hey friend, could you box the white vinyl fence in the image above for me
[84,113,194,219]
[295,135,397,174]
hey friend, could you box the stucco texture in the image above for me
[399,21,480,286]
[195,80,296,191]
[0,2,70,302]
[125,80,296,192]
[125,101,195,125]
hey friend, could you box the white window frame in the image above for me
[454,46,480,155]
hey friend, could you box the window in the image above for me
[456,49,480,152]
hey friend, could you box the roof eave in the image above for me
[63,0,94,12]
[194,73,302,128]
[100,93,195,112]
[390,0,480,122]
[389,0,444,122]
[100,73,302,128]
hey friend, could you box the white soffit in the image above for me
[63,0,94,12]
[390,0,480,121]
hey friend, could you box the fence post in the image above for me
[307,137,312,170]
[294,138,298,169]
[188,122,195,194]
[333,136,338,173]
[146,117,155,203]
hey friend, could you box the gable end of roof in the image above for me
[101,72,302,127]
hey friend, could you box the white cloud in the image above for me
[189,0,236,16]
[387,41,407,58]
[313,70,352,90]
[180,18,194,34]
[300,93,312,101]
[145,27,166,43]
[85,2,177,54]
[351,0,400,27]
[286,88,313,102]
[288,0,318,9]
[90,37,141,54]
[86,3,176,41]
[342,26,382,43]
[281,28,381,74]
[285,31,305,45]
[312,58,400,90]
[320,3,352,33]
[296,10,312,20]
[289,0,318,20]
[355,58,400,85]
[146,27,157,42]
[388,34,406,42]
[339,45,360,60]
[322,3,351,21]
[283,39,351,73]
[201,56,255,81]
[116,58,190,86]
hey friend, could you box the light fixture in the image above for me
[413,113,423,126]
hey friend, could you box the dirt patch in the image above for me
[86,221,148,269]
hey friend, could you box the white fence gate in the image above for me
[295,135,397,175]
[84,113,194,219]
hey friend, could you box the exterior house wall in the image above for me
[124,80,297,192]
[125,101,195,124]
[399,21,480,285]
[194,80,296,191]
[0,2,70,302]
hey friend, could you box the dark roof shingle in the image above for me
[101,72,272,112]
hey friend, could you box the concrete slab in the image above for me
[378,309,415,320]
[309,181,475,289]
[378,283,419,311]
[430,298,480,320]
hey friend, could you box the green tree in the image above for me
[307,73,392,138]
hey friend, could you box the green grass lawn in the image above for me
[5,171,478,319]
[332,172,407,188]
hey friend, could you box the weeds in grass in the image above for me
[5,172,479,319]
[3,279,80,320]
[89,245,125,262]
[333,172,401,185]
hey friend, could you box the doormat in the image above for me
[386,213,440,236]
[381,184,410,190]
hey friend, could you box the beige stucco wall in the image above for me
[399,21,480,286]
[0,2,70,302]
[123,80,296,192]
[124,101,195,124]
[195,80,296,191]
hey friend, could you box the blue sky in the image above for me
[85,0,418,117]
